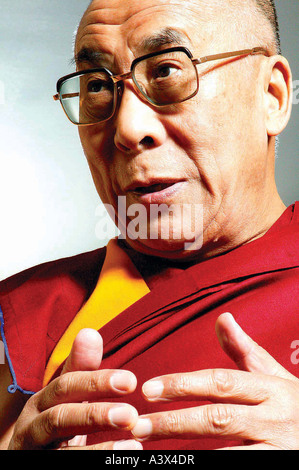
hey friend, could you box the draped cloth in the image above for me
[42,238,150,387]
[0,203,298,449]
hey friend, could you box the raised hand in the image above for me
[8,329,142,450]
[132,313,299,450]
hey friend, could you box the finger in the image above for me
[36,369,138,411]
[65,434,87,447]
[131,403,265,442]
[61,329,103,375]
[142,368,273,404]
[59,329,104,449]
[59,440,143,451]
[217,443,275,450]
[215,313,295,380]
[59,404,88,449]
[59,434,87,449]
[27,402,138,448]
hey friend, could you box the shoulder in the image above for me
[0,247,107,395]
[0,246,107,341]
[0,247,107,297]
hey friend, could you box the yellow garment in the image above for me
[42,238,150,387]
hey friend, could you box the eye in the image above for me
[87,79,104,93]
[153,64,178,79]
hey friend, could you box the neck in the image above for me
[199,189,286,261]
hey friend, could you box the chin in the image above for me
[123,235,204,261]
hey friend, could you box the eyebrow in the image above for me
[72,27,191,67]
[139,28,191,53]
[72,48,106,67]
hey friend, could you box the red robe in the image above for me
[0,203,298,450]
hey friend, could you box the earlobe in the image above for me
[265,56,293,137]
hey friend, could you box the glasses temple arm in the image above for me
[53,92,80,101]
[193,47,269,65]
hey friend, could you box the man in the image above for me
[0,0,298,450]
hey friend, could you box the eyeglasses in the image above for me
[53,46,268,126]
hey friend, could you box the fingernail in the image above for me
[131,418,153,440]
[110,371,136,392]
[108,406,137,428]
[113,440,143,450]
[142,380,164,400]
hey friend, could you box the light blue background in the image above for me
[0,0,298,280]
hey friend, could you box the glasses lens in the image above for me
[133,50,198,106]
[59,70,115,124]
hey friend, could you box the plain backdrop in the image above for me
[0,0,298,280]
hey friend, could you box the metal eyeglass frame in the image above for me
[53,46,269,126]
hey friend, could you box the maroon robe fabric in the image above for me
[0,203,298,450]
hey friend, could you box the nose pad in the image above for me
[117,82,124,101]
[113,82,124,117]
[117,84,123,97]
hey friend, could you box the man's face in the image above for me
[76,0,268,260]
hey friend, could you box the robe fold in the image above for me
[0,202,298,450]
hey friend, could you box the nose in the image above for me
[113,83,167,153]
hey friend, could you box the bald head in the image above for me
[84,0,280,55]
[75,0,291,260]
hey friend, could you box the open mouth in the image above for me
[124,179,185,204]
[132,183,175,194]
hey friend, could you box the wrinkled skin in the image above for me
[77,0,289,260]
[2,0,298,451]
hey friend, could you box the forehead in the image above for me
[75,0,227,59]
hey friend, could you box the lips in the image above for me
[132,182,176,195]
[123,179,186,205]
[125,179,180,193]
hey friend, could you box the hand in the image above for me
[8,329,142,450]
[131,313,299,450]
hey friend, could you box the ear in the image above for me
[264,55,293,136]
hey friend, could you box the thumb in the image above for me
[61,328,103,375]
[58,329,103,449]
[215,312,294,380]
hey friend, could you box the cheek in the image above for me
[79,127,116,204]
[79,125,113,162]
[191,69,263,159]
[166,71,263,201]
[162,93,229,190]
[166,71,229,153]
